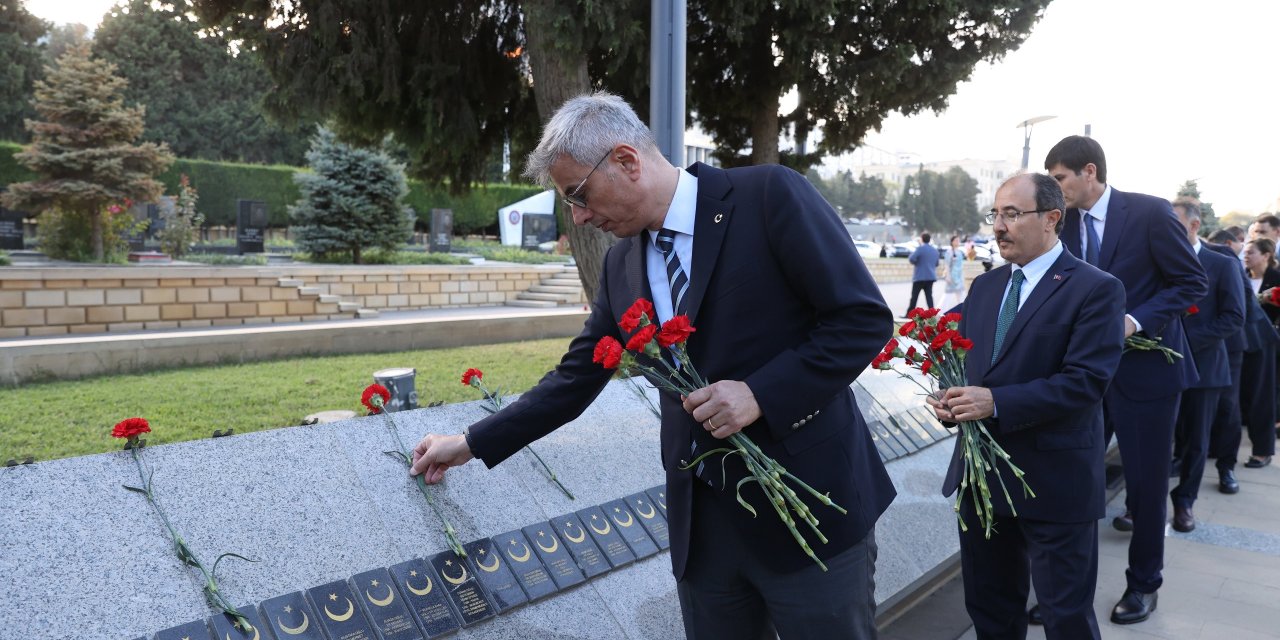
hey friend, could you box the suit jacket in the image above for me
[1059,188,1208,400]
[1257,266,1280,329]
[1184,247,1245,389]
[909,242,940,282]
[943,250,1125,522]
[466,163,897,579]
[1203,241,1249,354]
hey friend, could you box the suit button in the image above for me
[806,414,814,420]
[798,419,807,426]
[791,423,800,429]
[814,409,820,416]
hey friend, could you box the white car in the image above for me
[853,240,880,260]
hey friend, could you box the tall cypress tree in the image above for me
[2,44,174,262]
[289,128,411,264]
[0,0,49,142]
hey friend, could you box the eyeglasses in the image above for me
[561,150,611,210]
[984,208,1055,225]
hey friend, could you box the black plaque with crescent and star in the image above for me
[207,605,269,640]
[493,528,559,600]
[152,619,213,640]
[644,485,669,519]
[387,557,463,638]
[258,591,326,640]
[461,537,528,612]
[350,567,426,640]
[576,505,636,568]
[427,549,496,626]
[626,491,670,549]
[305,579,377,640]
[520,522,585,590]
[550,513,610,578]
[603,498,660,558]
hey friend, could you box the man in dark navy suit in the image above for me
[1046,136,1207,624]
[1169,197,1244,531]
[930,173,1125,640]
[409,92,896,639]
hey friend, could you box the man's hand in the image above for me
[682,380,761,440]
[1124,315,1137,338]
[933,386,995,422]
[925,390,956,425]
[409,433,474,484]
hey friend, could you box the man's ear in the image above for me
[612,144,642,176]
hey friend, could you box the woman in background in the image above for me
[939,234,966,309]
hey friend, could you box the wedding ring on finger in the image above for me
[706,420,717,432]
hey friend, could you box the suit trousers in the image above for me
[1108,391,1179,593]
[1172,387,1222,507]
[677,480,878,640]
[958,508,1101,640]
[1211,351,1245,471]
[1240,344,1277,457]
[907,279,935,313]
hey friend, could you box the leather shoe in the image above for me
[1244,455,1272,468]
[1112,510,1133,532]
[1027,604,1043,626]
[1220,469,1240,494]
[1172,505,1195,532]
[1111,589,1157,624]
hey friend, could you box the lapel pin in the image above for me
[1053,274,1062,280]
[714,213,724,223]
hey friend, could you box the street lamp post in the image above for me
[1016,115,1057,172]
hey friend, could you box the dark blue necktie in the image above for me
[991,269,1026,364]
[1083,211,1101,266]
[655,229,689,316]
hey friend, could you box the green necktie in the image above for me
[991,269,1026,364]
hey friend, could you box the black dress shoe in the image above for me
[1172,505,1195,532]
[1220,469,1240,494]
[1028,604,1043,626]
[1245,455,1272,468]
[1112,510,1134,532]
[1111,589,1157,624]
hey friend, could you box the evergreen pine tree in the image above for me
[1,44,173,262]
[0,0,50,142]
[290,129,411,264]
[1178,179,1218,233]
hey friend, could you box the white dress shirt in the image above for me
[646,168,699,323]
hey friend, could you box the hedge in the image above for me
[0,141,544,235]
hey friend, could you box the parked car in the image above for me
[853,240,880,260]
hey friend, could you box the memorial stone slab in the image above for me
[549,513,610,579]
[428,209,452,254]
[492,529,558,600]
[307,579,378,640]
[427,550,495,626]
[577,505,636,568]
[386,558,461,639]
[460,538,528,613]
[520,522,584,590]
[0,208,24,250]
[236,200,266,254]
[350,567,426,640]
[259,592,326,640]
[625,491,670,550]
[602,498,659,558]
[645,485,669,519]
[207,605,269,640]
[152,619,212,640]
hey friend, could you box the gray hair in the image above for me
[1172,196,1202,222]
[523,91,659,188]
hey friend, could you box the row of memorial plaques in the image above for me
[138,486,670,640]
[853,368,954,462]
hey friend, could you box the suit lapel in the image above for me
[989,251,1078,369]
[684,163,734,325]
[970,265,1008,374]
[623,235,648,307]
[1098,189,1127,270]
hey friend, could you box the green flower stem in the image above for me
[379,409,467,557]
[625,377,662,420]
[521,444,574,500]
[472,380,574,500]
[126,443,249,629]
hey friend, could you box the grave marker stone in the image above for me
[386,558,461,639]
[0,207,25,250]
[236,200,267,254]
[429,209,452,253]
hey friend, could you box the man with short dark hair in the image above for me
[1045,135,1207,625]
[907,232,940,314]
[1249,214,1280,242]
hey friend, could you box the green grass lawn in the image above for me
[0,338,571,463]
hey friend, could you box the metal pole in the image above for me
[650,0,686,166]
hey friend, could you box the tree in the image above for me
[0,1,49,141]
[43,22,88,64]
[1177,179,1218,234]
[156,175,204,258]
[900,167,980,234]
[289,128,412,264]
[2,45,173,262]
[93,0,309,165]
[688,0,1052,167]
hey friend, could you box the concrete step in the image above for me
[355,308,380,319]
[518,292,576,303]
[277,278,303,287]
[545,276,582,287]
[297,286,324,297]
[318,294,341,304]
[338,302,361,312]
[506,299,559,308]
[529,285,582,295]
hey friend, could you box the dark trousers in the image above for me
[678,481,877,640]
[959,509,1100,640]
[1211,351,1245,471]
[1240,344,1277,457]
[1172,387,1222,508]
[1107,391,1179,593]
[907,279,935,313]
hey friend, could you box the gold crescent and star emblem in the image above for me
[611,506,635,528]
[714,213,724,223]
[404,570,434,596]
[534,530,560,553]
[475,548,501,573]
[656,492,667,510]
[366,579,395,607]
[323,594,355,622]
[225,623,260,640]
[275,606,310,636]
[441,559,469,585]
[633,499,657,519]
[562,520,586,543]
[588,513,612,535]
[506,538,532,563]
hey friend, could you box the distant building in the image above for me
[821,147,1018,212]
[684,125,718,167]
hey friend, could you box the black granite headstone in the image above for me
[493,528,559,600]
[461,537,528,612]
[306,579,378,640]
[387,557,463,638]
[520,212,556,250]
[576,505,636,568]
[550,513,611,579]
[625,491,670,550]
[152,619,212,640]
[645,485,669,519]
[350,567,426,640]
[602,498,659,558]
[427,550,496,626]
[207,605,269,640]
[259,591,326,640]
[0,208,24,251]
[429,209,452,253]
[236,199,267,254]
[520,522,585,590]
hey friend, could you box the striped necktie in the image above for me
[655,229,690,317]
[991,269,1026,364]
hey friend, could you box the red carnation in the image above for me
[1186,305,1199,315]
[1270,288,1280,306]
[461,368,483,386]
[593,336,624,369]
[626,324,658,352]
[898,321,917,337]
[657,315,697,348]
[940,312,962,328]
[920,360,933,375]
[905,345,917,360]
[112,417,151,440]
[362,384,391,414]
[907,308,922,319]
[619,298,656,332]
[953,337,974,351]
[919,308,940,319]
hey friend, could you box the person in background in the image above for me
[940,234,966,309]
[907,232,940,314]
[1248,214,1280,242]
[1243,237,1280,469]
